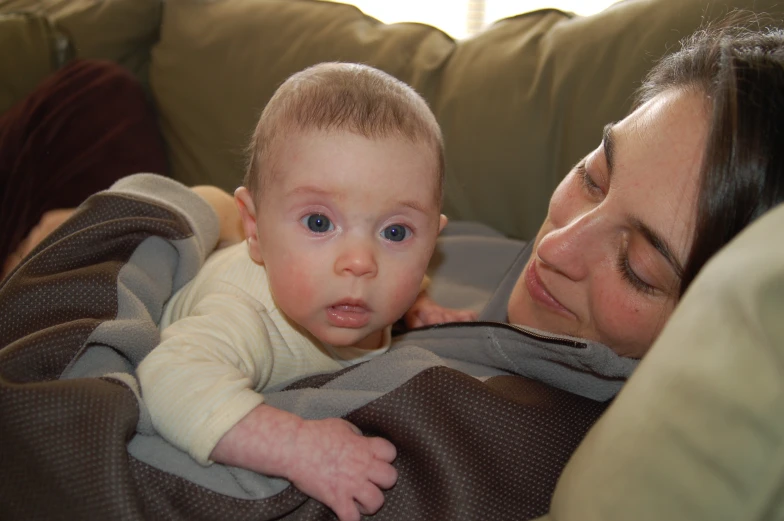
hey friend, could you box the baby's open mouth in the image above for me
[326,300,371,328]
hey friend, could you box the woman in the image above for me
[414,22,784,359]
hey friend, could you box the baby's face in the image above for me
[248,129,444,349]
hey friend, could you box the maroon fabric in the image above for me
[0,59,168,266]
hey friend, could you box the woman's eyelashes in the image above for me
[616,248,656,296]
[575,160,604,196]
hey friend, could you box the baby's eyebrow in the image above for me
[286,185,336,198]
[287,185,431,215]
[400,199,430,215]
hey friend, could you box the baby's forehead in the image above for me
[258,138,441,209]
[262,126,441,174]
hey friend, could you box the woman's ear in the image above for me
[234,187,264,264]
[438,214,448,234]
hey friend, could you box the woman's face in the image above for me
[508,89,709,358]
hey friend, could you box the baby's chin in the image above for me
[316,327,385,351]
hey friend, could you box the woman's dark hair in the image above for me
[636,17,784,296]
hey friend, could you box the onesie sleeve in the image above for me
[137,288,274,465]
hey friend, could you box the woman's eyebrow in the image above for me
[631,217,685,279]
[602,123,617,178]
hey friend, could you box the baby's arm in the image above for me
[212,404,397,521]
[139,289,397,521]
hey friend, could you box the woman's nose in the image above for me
[334,238,378,278]
[536,211,603,281]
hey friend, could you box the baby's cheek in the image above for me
[387,273,426,317]
[270,261,318,309]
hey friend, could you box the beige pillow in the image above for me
[542,202,784,521]
[0,12,61,114]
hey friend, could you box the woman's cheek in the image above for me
[592,282,660,350]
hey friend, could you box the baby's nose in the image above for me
[335,240,378,277]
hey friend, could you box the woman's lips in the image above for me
[326,300,371,328]
[523,260,575,318]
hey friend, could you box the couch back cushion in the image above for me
[150,0,454,196]
[1,0,161,95]
[0,12,63,114]
[152,0,784,239]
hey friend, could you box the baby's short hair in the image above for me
[244,62,444,204]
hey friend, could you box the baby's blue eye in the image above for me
[304,214,333,233]
[382,224,409,242]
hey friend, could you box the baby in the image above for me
[137,62,452,521]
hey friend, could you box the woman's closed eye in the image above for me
[576,160,604,197]
[616,248,656,296]
[302,213,334,233]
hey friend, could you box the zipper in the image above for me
[410,320,587,349]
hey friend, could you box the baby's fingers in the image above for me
[330,495,361,521]
[354,483,385,516]
[455,309,478,321]
[367,436,397,463]
[419,309,446,326]
[366,458,398,490]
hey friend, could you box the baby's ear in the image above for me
[438,214,448,234]
[234,187,264,264]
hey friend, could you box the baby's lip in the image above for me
[326,299,372,328]
[330,298,371,311]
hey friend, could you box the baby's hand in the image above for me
[287,418,397,521]
[404,292,478,328]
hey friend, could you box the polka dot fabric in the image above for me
[0,192,193,519]
[119,368,607,521]
[346,369,608,521]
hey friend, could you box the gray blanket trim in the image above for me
[395,324,638,401]
[58,173,636,501]
[110,173,220,291]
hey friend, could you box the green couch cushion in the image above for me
[0,0,161,86]
[0,12,63,114]
[150,0,454,191]
[543,202,784,521]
